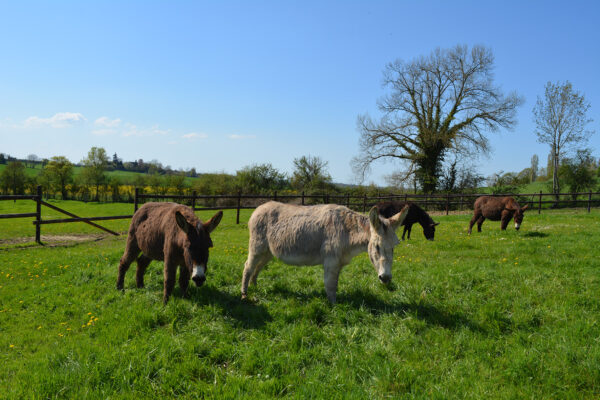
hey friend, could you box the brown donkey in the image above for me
[117,202,223,303]
[468,196,529,234]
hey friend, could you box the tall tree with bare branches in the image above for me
[353,45,523,193]
[533,81,593,200]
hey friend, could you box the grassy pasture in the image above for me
[0,200,599,398]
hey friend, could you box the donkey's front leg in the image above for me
[163,260,177,304]
[323,259,341,304]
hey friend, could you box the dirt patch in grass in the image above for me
[0,234,107,248]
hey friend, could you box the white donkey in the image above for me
[241,201,409,303]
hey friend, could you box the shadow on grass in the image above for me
[270,285,487,334]
[522,231,549,238]
[342,288,487,333]
[189,285,272,329]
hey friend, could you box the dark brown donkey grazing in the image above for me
[377,201,439,240]
[117,202,223,303]
[468,196,529,234]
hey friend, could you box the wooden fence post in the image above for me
[134,187,139,212]
[274,191,277,202]
[588,191,592,213]
[236,191,241,225]
[445,193,450,215]
[538,190,542,214]
[347,193,350,209]
[35,185,42,244]
[301,191,305,205]
[191,190,197,210]
[363,194,367,213]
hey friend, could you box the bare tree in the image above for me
[27,154,40,168]
[533,81,594,200]
[530,154,539,183]
[353,45,523,193]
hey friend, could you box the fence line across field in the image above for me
[1,186,599,244]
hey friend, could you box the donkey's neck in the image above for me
[348,213,371,249]
[416,208,433,229]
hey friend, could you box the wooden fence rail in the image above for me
[1,187,599,243]
[137,190,600,223]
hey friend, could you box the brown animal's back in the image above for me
[129,202,200,260]
[377,201,417,222]
[474,196,520,220]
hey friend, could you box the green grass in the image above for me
[0,200,599,398]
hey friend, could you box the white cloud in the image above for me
[229,134,256,140]
[94,117,121,128]
[182,132,208,140]
[24,112,86,128]
[122,123,170,137]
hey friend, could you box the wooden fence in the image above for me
[1,186,599,243]
[136,189,600,224]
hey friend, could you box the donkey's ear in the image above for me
[204,210,223,233]
[175,211,191,234]
[368,207,382,230]
[521,204,530,212]
[389,204,410,229]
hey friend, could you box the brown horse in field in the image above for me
[117,202,223,303]
[468,196,529,234]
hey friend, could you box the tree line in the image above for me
[0,149,415,202]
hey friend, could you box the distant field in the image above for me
[0,164,200,185]
[0,200,599,398]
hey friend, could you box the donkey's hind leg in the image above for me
[135,255,152,288]
[468,212,481,234]
[477,216,485,232]
[249,252,272,286]
[241,249,272,299]
[117,235,140,290]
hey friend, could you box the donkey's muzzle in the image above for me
[192,275,206,286]
[378,274,392,285]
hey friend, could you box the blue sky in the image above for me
[1,1,598,185]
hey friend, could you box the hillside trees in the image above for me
[81,147,109,201]
[353,44,523,193]
[236,163,288,194]
[291,155,333,192]
[44,156,73,199]
[533,81,594,200]
[0,161,27,194]
[559,149,596,198]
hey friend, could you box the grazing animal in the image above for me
[468,196,529,234]
[377,201,439,241]
[117,202,223,304]
[241,201,409,304]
